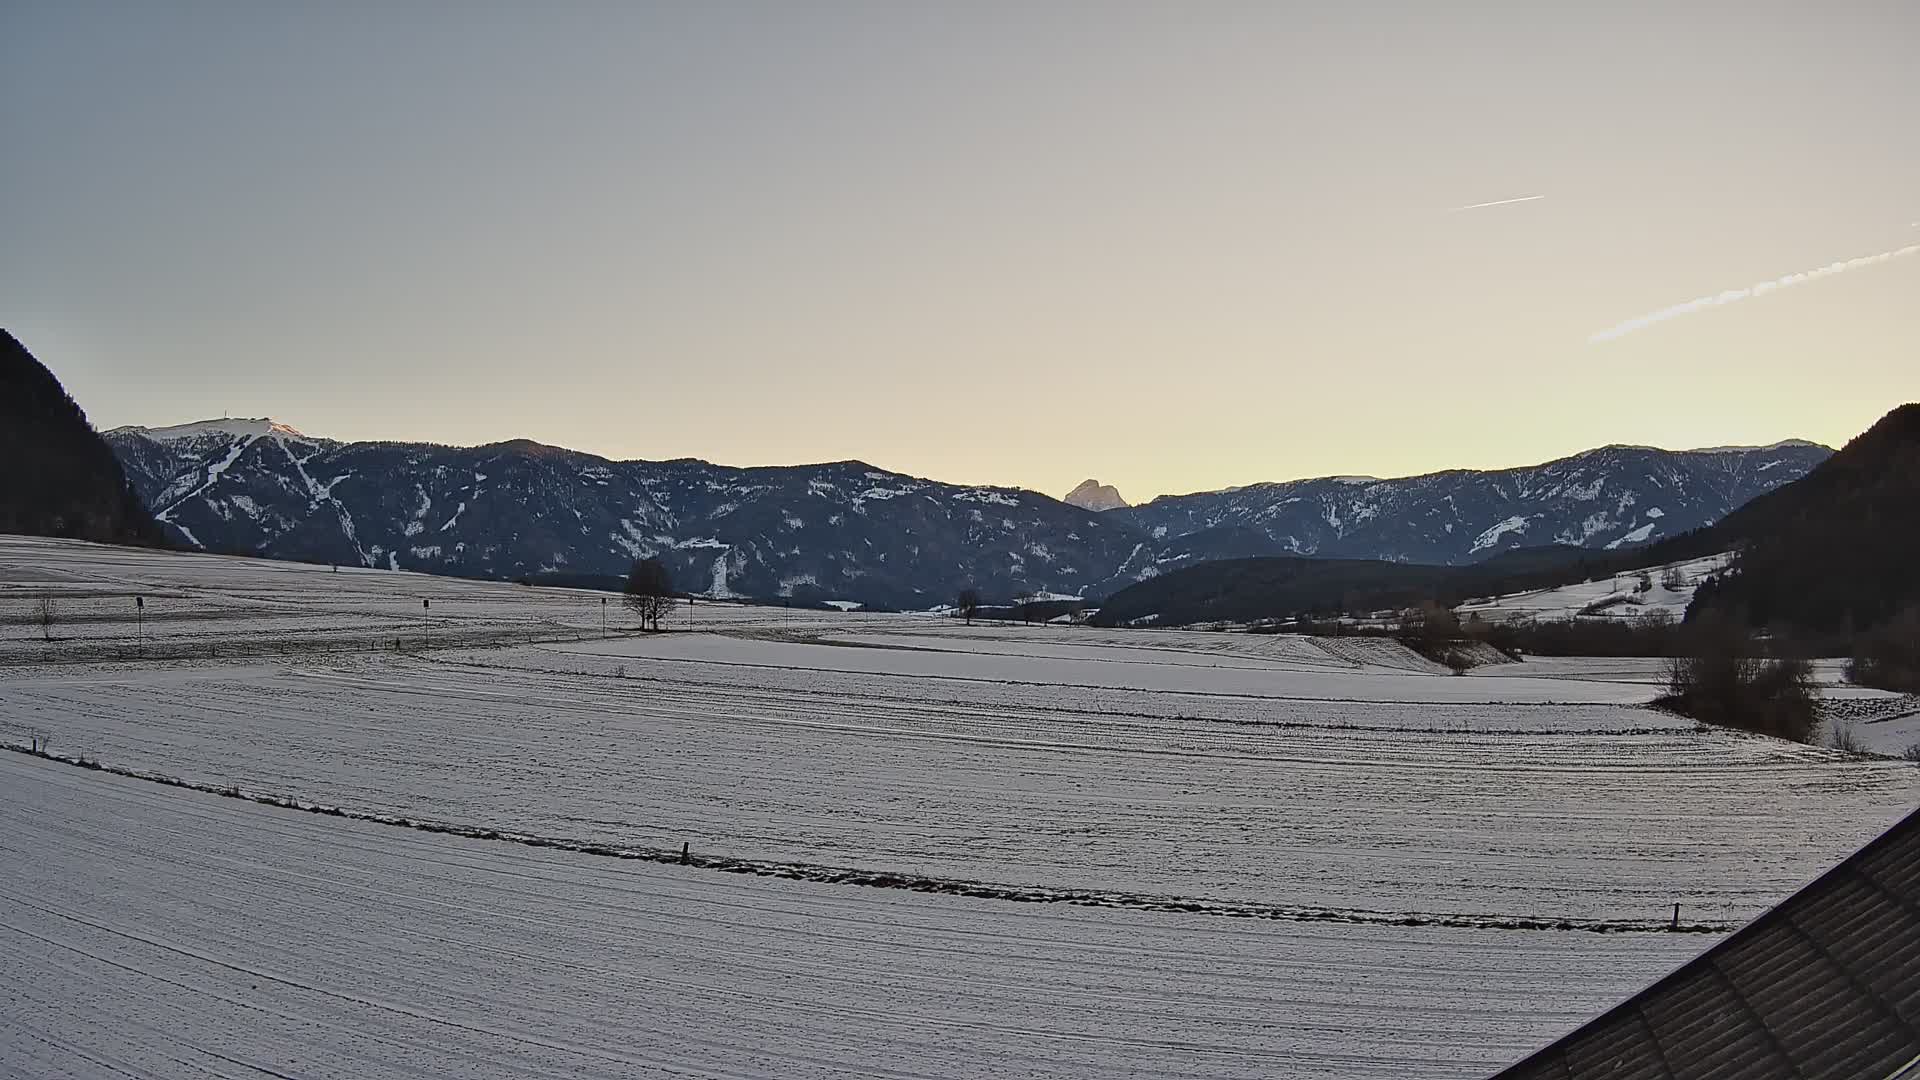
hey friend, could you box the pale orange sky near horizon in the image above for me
[4,3,1915,501]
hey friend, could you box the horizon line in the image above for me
[105,415,1837,505]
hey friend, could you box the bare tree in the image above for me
[33,597,55,642]
[955,587,981,626]
[1660,566,1687,591]
[624,557,675,632]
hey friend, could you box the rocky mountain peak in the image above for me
[1064,479,1128,512]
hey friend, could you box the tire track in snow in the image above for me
[0,744,1732,935]
[5,750,1713,1080]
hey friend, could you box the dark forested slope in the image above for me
[1095,404,1917,631]
[0,331,165,546]
[1684,403,1920,634]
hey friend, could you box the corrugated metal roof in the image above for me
[1492,806,1920,1080]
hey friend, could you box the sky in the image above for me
[4,2,1916,501]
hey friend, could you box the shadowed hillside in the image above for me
[0,330,166,546]
[1685,403,1920,634]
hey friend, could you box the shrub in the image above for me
[1846,609,1920,693]
[1659,617,1819,742]
[1662,653,1818,743]
[1827,721,1864,754]
[1481,614,1682,658]
[1396,601,1461,661]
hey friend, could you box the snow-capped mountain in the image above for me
[105,420,1829,605]
[106,420,1146,607]
[1112,442,1832,566]
[1063,479,1128,512]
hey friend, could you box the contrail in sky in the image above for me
[1452,194,1546,212]
[1590,242,1920,343]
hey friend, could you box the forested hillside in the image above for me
[1686,403,1920,635]
[0,331,166,546]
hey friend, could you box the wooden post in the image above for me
[680,842,690,866]
[1672,903,1680,929]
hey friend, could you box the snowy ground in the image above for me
[4,534,1919,1078]
[1455,552,1732,624]
[1821,694,1920,757]
[0,534,631,661]
[0,753,1711,1080]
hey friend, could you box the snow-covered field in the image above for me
[1822,693,1920,757]
[0,534,632,661]
[0,753,1710,1080]
[1455,552,1732,624]
[4,534,1918,1078]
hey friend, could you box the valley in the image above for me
[5,535,1917,1077]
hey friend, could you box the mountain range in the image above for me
[1093,403,1917,634]
[1119,442,1830,564]
[102,415,1829,608]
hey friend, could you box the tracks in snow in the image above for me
[1,743,1731,935]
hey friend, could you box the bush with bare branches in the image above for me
[1659,617,1818,743]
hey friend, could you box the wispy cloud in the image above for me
[1590,243,1920,343]
[1451,194,1546,212]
